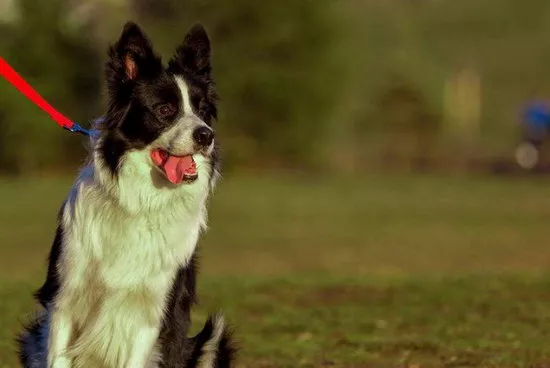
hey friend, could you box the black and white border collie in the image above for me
[17,22,234,368]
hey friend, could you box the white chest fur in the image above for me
[63,176,204,288]
[49,151,213,368]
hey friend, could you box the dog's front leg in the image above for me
[125,325,160,368]
[47,306,73,368]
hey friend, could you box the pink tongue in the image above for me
[165,155,196,184]
[152,151,196,184]
[164,155,196,184]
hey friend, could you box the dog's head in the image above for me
[97,22,218,189]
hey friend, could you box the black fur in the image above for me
[17,21,234,367]
[34,208,64,308]
[158,256,198,364]
[158,255,237,367]
[184,315,236,368]
[17,311,48,368]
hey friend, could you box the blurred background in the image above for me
[3,0,550,174]
[2,0,550,367]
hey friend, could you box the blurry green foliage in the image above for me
[347,0,550,169]
[373,75,441,169]
[1,0,344,174]
[2,0,550,174]
[0,0,101,174]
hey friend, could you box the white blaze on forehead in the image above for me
[175,76,194,116]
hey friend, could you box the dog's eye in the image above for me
[155,104,177,119]
[198,108,207,119]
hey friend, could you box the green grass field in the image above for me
[1,173,550,367]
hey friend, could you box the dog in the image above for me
[17,21,235,368]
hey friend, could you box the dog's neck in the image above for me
[60,148,212,278]
[84,141,212,220]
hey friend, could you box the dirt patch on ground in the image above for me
[294,284,398,307]
[251,282,402,308]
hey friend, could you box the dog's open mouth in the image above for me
[151,149,198,184]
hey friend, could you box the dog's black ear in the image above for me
[106,22,162,90]
[168,24,212,76]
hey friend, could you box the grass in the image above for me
[1,172,550,367]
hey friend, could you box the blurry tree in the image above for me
[374,75,441,170]
[0,0,101,174]
[3,0,550,175]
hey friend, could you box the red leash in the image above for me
[0,56,92,136]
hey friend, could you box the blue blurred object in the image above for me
[523,101,550,134]
[515,100,550,170]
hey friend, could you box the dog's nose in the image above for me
[193,126,214,147]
